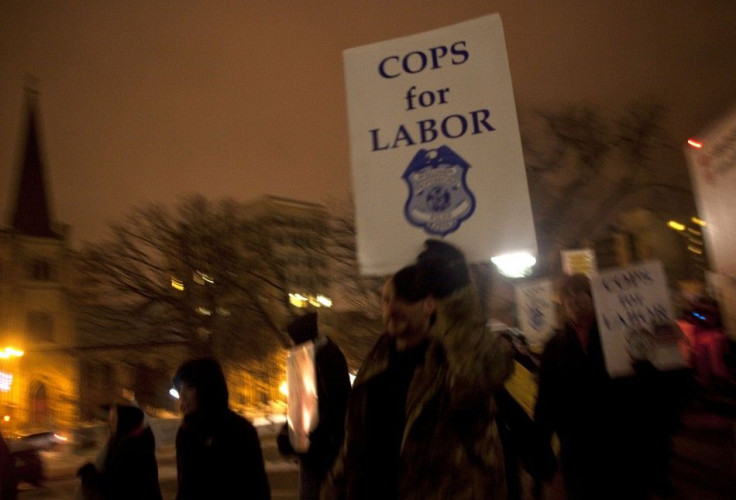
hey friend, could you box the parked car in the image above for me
[5,429,69,486]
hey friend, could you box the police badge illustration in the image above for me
[402,146,476,236]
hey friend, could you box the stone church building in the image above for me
[1,89,189,436]
[0,89,80,433]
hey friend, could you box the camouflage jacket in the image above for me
[323,286,513,499]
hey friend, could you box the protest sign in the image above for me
[561,248,597,277]
[286,341,318,452]
[515,279,557,346]
[343,14,536,275]
[591,261,685,377]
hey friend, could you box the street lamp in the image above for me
[491,252,536,278]
[0,347,24,359]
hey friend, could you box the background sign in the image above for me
[515,279,557,347]
[685,104,736,340]
[561,248,597,277]
[343,14,536,275]
[591,261,685,377]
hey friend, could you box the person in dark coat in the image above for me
[278,312,351,499]
[534,273,681,499]
[77,405,162,500]
[174,357,270,500]
[1,429,18,500]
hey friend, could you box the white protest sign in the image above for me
[515,279,557,346]
[286,341,318,452]
[343,14,536,275]
[591,261,685,378]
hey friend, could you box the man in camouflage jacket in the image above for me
[323,241,512,499]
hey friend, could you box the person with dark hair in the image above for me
[76,405,162,500]
[173,357,270,500]
[534,273,682,499]
[323,240,513,499]
[277,312,351,499]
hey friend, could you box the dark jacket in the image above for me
[534,322,654,499]
[176,409,270,500]
[323,287,513,500]
[279,336,351,475]
[78,426,162,500]
[0,431,18,500]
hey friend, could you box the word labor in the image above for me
[370,109,495,151]
[378,41,469,79]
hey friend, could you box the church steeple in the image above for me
[10,82,58,238]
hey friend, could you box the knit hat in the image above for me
[416,239,470,298]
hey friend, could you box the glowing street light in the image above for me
[491,252,536,278]
[0,347,24,359]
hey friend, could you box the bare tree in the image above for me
[520,101,695,275]
[74,196,288,369]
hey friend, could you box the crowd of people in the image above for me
[1,239,694,499]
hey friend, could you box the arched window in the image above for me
[28,381,49,427]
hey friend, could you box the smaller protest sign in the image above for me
[515,279,557,347]
[561,248,597,277]
[591,261,686,377]
[286,341,319,452]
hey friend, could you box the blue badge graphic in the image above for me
[402,146,476,236]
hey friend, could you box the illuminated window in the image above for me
[0,371,12,392]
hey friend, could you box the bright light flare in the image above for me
[169,388,180,399]
[668,221,686,231]
[0,347,23,359]
[316,295,332,307]
[691,217,706,227]
[687,138,704,149]
[279,380,288,398]
[491,252,536,278]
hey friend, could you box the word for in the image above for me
[405,86,450,111]
[378,42,469,79]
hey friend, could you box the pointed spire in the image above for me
[10,80,58,238]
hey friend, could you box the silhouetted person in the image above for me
[278,312,351,499]
[1,429,18,500]
[323,240,512,499]
[174,357,270,500]
[534,273,682,499]
[77,405,162,500]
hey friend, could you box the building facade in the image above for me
[0,90,79,433]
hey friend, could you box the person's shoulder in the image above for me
[225,409,255,428]
[353,333,392,383]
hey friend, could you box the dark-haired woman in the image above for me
[77,405,162,500]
